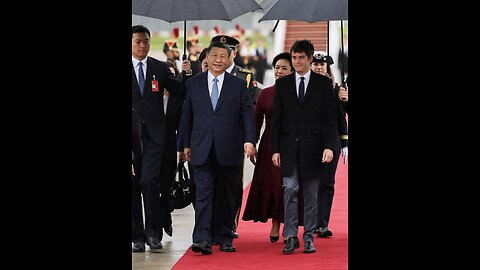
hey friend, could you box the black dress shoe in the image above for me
[132,242,145,252]
[164,225,173,237]
[192,240,212,255]
[282,237,300,254]
[317,227,333,238]
[146,237,163,252]
[231,230,239,238]
[219,242,236,252]
[304,241,316,253]
[270,235,279,243]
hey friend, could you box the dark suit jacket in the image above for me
[163,94,183,161]
[271,71,337,178]
[182,71,255,166]
[132,56,184,145]
[132,108,142,161]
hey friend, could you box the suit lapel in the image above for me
[199,73,214,112]
[286,74,298,105]
[215,72,229,111]
[304,72,316,103]
[144,57,154,96]
[132,63,142,98]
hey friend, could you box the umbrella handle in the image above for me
[340,20,345,84]
[272,20,280,32]
[183,20,187,61]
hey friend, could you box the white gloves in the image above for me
[341,146,348,164]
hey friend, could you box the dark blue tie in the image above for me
[211,77,219,109]
[138,62,145,96]
[299,76,305,105]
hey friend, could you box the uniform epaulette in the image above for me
[238,68,253,74]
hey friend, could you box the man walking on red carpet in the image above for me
[271,40,337,254]
[182,41,256,254]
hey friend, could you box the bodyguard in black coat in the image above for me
[158,89,184,238]
[271,40,337,254]
[132,108,142,161]
[131,25,184,252]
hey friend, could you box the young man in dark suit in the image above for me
[131,25,188,253]
[182,41,256,254]
[271,40,338,254]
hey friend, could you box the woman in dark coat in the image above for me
[242,52,303,243]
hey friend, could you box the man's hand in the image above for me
[272,153,281,167]
[132,164,135,176]
[244,143,256,160]
[184,148,191,162]
[322,149,334,163]
[182,60,192,75]
[339,84,348,102]
[178,151,186,162]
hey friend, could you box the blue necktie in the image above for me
[211,77,219,109]
[138,62,145,96]
[299,77,305,105]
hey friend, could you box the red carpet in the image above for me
[173,161,348,269]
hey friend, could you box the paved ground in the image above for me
[132,158,255,270]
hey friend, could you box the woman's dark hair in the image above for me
[272,52,293,71]
[199,48,208,63]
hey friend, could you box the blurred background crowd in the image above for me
[132,12,348,88]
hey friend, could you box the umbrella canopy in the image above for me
[258,0,348,82]
[132,0,262,59]
[258,0,347,23]
[133,0,262,23]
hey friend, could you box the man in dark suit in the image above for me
[158,88,184,238]
[211,34,260,239]
[182,41,256,254]
[271,40,337,254]
[132,108,142,175]
[131,25,188,253]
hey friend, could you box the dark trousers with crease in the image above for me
[132,126,167,243]
[316,150,340,228]
[192,144,239,244]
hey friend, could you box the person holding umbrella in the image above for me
[310,51,348,238]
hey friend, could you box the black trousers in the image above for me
[192,145,240,244]
[132,127,168,243]
[316,149,340,228]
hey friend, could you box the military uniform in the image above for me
[231,65,260,105]
[311,51,348,237]
[187,38,201,75]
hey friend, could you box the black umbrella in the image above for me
[133,0,262,60]
[258,0,348,82]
